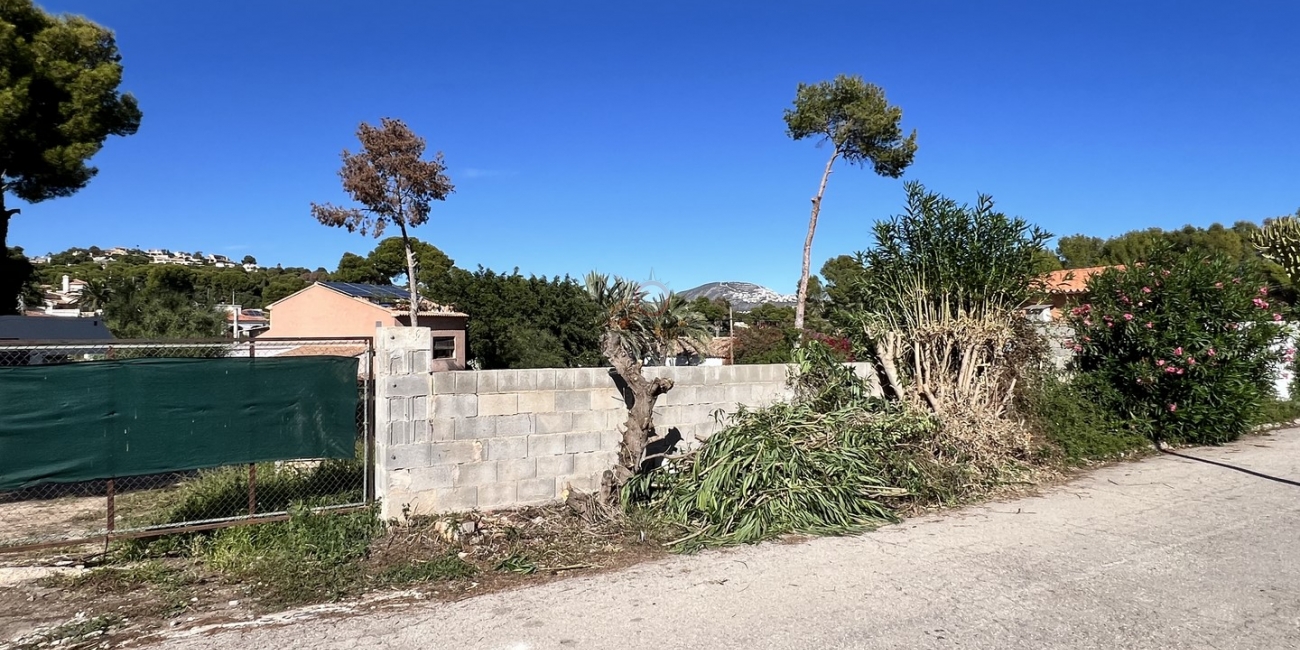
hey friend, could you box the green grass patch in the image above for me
[1019,372,1151,462]
[195,506,382,608]
[375,552,477,585]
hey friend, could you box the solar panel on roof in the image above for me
[321,282,411,300]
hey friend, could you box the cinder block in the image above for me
[555,390,590,412]
[517,391,556,413]
[573,368,600,389]
[485,435,528,460]
[454,372,479,394]
[381,351,407,377]
[702,366,724,385]
[554,369,576,390]
[411,349,432,373]
[535,411,574,434]
[454,417,498,440]
[454,461,499,486]
[433,486,478,513]
[431,372,456,395]
[479,393,519,416]
[477,482,518,510]
[412,395,429,419]
[386,444,429,470]
[667,366,704,385]
[500,369,537,392]
[535,368,556,390]
[430,440,482,465]
[572,451,617,476]
[605,409,627,430]
[433,394,477,418]
[388,374,429,398]
[407,465,454,491]
[725,384,751,404]
[590,387,623,411]
[430,417,455,441]
[388,396,410,422]
[476,372,498,394]
[565,431,603,454]
[518,477,558,503]
[535,454,574,477]
[556,473,599,494]
[600,430,622,450]
[410,419,431,444]
[527,433,568,457]
[387,420,412,446]
[571,409,606,433]
[496,413,535,436]
[499,457,537,481]
[693,385,726,405]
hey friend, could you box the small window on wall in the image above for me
[433,337,456,359]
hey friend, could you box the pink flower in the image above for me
[1137,301,1144,307]
[1169,403,1177,412]
[1253,298,1269,309]
[1072,345,1083,352]
[1123,313,1134,321]
[1083,318,1093,326]
[1215,282,1223,289]
[1164,366,1177,373]
[1174,347,1183,356]
[1260,286,1269,295]
[1207,348,1216,356]
[1175,367,1184,375]
[1187,357,1195,365]
[1142,287,1152,294]
[1145,322,1154,329]
[1107,322,1114,328]
[1161,270,1171,277]
[1082,335,1091,342]
[1274,313,1284,321]
[1156,359,1167,367]
[1136,378,1144,384]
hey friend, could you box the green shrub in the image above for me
[1066,247,1286,444]
[147,457,363,526]
[1018,372,1149,461]
[199,506,381,607]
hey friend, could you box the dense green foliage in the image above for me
[1066,247,1286,444]
[1,0,142,313]
[434,267,603,369]
[1016,372,1149,461]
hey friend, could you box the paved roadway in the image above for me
[162,431,1300,649]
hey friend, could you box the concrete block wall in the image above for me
[374,327,879,518]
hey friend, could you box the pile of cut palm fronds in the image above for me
[624,400,937,552]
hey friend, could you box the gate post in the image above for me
[374,326,435,521]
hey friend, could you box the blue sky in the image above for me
[12,1,1300,294]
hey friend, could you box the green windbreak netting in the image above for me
[0,356,359,490]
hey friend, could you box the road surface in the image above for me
[162,430,1300,649]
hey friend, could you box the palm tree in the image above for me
[644,292,712,366]
[79,278,113,314]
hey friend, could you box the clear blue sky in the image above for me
[12,1,1300,294]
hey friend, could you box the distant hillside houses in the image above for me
[36,247,259,271]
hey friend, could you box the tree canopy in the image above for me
[0,0,142,313]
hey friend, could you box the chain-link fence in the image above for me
[0,337,375,553]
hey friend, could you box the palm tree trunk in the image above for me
[794,148,839,331]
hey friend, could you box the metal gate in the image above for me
[0,337,376,553]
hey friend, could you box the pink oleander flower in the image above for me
[1207,348,1216,356]
[1274,313,1284,321]
[1187,357,1195,365]
[1123,313,1134,321]
[1083,318,1093,326]
[1072,345,1083,352]
[1174,347,1183,356]
[1175,367,1184,375]
[1214,282,1223,288]
[1142,287,1152,294]
[1145,322,1154,329]
[1156,359,1166,367]
[1169,403,1177,412]
[1260,286,1269,295]
[1161,270,1171,276]
[1253,298,1269,309]
[1164,366,1177,373]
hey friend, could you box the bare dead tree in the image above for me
[311,118,454,324]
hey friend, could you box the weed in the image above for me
[196,505,382,608]
[1018,371,1150,462]
[10,614,124,650]
[494,553,538,575]
[375,553,477,586]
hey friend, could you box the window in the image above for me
[433,337,456,360]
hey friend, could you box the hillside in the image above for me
[678,281,795,311]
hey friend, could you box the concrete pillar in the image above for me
[374,326,434,520]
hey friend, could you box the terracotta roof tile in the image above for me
[1039,265,1123,295]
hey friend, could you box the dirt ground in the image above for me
[0,496,107,550]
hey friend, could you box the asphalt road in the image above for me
[161,430,1300,649]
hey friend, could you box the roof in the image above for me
[265,282,467,316]
[1039,266,1123,295]
[0,315,115,341]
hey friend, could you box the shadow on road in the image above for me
[1159,446,1300,487]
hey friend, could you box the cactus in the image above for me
[1253,217,1300,284]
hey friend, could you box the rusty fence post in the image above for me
[105,478,116,551]
[248,464,257,516]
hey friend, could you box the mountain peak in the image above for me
[678,281,795,312]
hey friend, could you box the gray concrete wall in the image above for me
[373,327,876,518]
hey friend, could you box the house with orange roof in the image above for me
[1029,266,1123,321]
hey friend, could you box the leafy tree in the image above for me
[0,1,142,314]
[1056,235,1105,268]
[733,324,798,364]
[312,118,454,324]
[103,274,224,339]
[688,296,731,334]
[332,252,384,284]
[263,274,307,304]
[79,277,112,312]
[643,293,712,365]
[369,236,453,289]
[241,255,257,265]
[784,74,917,330]
[6,246,40,311]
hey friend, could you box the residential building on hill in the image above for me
[263,282,468,370]
[1028,266,1120,321]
